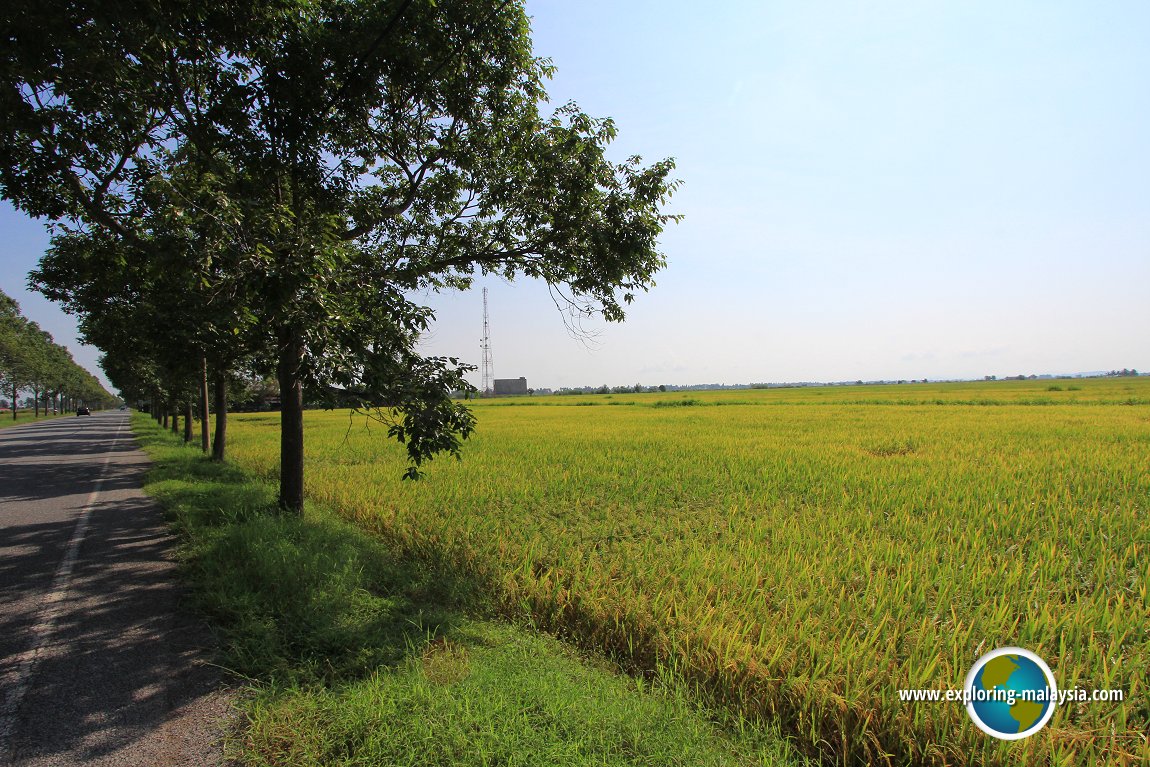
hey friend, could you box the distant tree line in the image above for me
[554,384,669,395]
[0,289,117,417]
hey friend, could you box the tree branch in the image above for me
[341,153,441,240]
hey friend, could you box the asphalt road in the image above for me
[0,411,232,766]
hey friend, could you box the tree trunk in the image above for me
[211,368,228,462]
[199,356,210,453]
[12,383,17,420]
[183,400,193,443]
[277,327,305,515]
[171,407,179,434]
[33,387,39,417]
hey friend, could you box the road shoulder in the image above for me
[2,412,236,767]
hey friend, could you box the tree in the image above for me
[4,0,679,513]
[0,290,29,417]
[17,324,54,417]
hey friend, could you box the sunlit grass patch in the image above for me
[239,624,811,767]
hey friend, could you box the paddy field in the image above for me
[222,377,1149,766]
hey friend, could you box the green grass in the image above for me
[239,625,806,767]
[218,377,1149,767]
[132,413,809,767]
[0,411,69,429]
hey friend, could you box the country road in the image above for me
[0,411,231,766]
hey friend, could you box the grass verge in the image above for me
[132,413,811,767]
[0,412,69,429]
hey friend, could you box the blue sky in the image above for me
[3,1,1148,390]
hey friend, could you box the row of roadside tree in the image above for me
[1,0,678,513]
[0,289,118,418]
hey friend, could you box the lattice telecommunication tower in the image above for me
[480,287,494,396]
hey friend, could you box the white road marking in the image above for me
[0,417,125,764]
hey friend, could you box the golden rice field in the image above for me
[225,377,1149,766]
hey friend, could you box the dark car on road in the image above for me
[77,407,91,416]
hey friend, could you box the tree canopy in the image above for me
[2,0,680,511]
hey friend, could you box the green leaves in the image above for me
[4,0,680,499]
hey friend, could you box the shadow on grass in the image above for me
[134,417,485,688]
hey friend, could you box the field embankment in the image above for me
[222,378,1149,766]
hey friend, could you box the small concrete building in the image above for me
[493,377,528,395]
